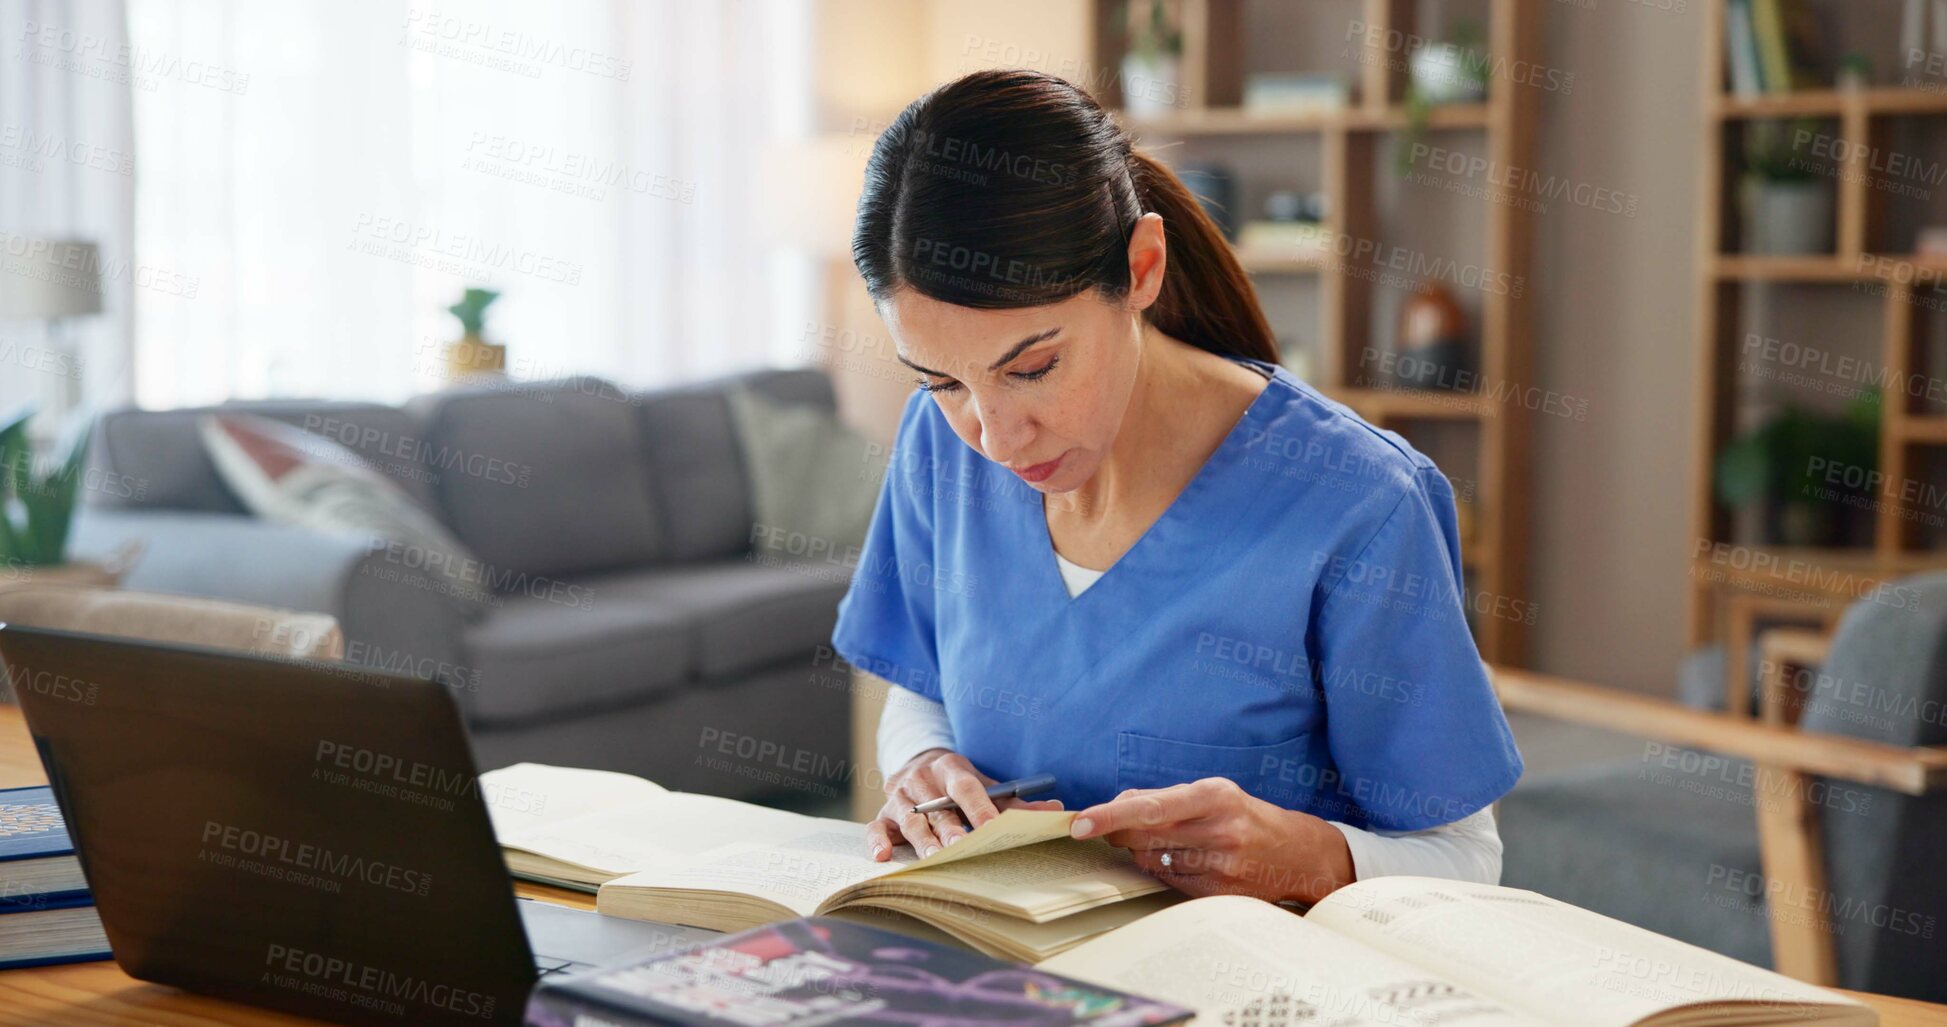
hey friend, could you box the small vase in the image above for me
[1743,178,1834,255]
[1120,51,1182,118]
[446,333,507,380]
[1410,45,1487,104]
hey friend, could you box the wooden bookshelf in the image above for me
[1687,2,1947,647]
[1090,0,1540,664]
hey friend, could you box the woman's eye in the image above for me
[916,377,962,394]
[1011,356,1059,382]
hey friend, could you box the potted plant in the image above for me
[1742,119,1832,255]
[445,287,507,380]
[1409,20,1489,105]
[1118,0,1183,118]
[1396,22,1488,174]
[0,407,119,587]
[1714,390,1880,548]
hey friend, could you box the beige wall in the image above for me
[811,1,1700,695]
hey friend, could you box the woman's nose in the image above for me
[972,395,1033,464]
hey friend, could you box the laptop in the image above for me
[0,622,715,1027]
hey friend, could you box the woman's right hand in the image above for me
[864,748,1062,861]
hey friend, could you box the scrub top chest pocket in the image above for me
[1115,729,1330,812]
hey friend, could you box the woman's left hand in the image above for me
[1069,777,1356,905]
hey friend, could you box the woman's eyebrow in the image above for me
[895,327,1062,378]
[985,328,1061,371]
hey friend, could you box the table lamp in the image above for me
[0,238,103,443]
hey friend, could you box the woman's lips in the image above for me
[1015,452,1065,483]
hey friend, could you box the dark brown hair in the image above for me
[852,69,1277,365]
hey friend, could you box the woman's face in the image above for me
[878,215,1167,494]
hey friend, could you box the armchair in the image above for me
[1494,573,1947,1001]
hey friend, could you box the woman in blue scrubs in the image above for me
[831,70,1523,906]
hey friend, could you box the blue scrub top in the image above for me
[830,356,1523,832]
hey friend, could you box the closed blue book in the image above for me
[525,916,1193,1027]
[0,785,110,968]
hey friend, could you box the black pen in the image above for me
[910,774,1058,815]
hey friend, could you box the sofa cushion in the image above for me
[410,379,666,579]
[461,586,692,726]
[91,401,440,514]
[1498,755,1772,968]
[634,368,841,563]
[199,412,490,620]
[727,386,884,562]
[587,560,848,680]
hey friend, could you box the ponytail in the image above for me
[854,69,1279,366]
[1127,150,1279,365]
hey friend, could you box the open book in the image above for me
[1038,877,1875,1027]
[478,763,1176,962]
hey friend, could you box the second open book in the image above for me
[478,763,1175,961]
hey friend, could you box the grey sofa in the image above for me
[70,370,856,805]
[1500,573,1947,1001]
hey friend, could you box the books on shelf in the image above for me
[1735,0,1828,95]
[480,764,1178,963]
[1241,73,1349,116]
[1235,220,1332,257]
[0,785,109,970]
[1727,0,1763,97]
[527,915,1193,1027]
[1041,878,1877,1027]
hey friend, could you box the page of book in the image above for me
[866,890,1186,962]
[1039,894,1544,1026]
[479,762,667,838]
[861,838,1166,921]
[601,831,908,919]
[891,807,1077,871]
[502,791,843,879]
[1308,878,1870,1027]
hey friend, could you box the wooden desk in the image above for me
[1,704,1942,1027]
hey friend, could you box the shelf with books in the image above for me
[1691,0,1947,646]
[1090,0,1539,664]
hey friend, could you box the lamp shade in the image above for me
[0,238,105,318]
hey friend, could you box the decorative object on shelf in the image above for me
[1740,119,1831,255]
[1236,190,1330,254]
[1117,0,1183,119]
[1242,72,1349,116]
[1714,390,1880,548]
[1389,282,1472,391]
[0,406,121,586]
[1395,23,1486,176]
[0,238,103,449]
[444,286,506,380]
[1836,52,1872,91]
[1916,225,1947,258]
[1176,163,1236,239]
[1408,20,1489,105]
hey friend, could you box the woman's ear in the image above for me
[1122,212,1167,311]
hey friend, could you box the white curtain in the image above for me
[0,0,138,427]
[126,0,814,408]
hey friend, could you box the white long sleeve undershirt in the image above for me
[875,685,1502,885]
